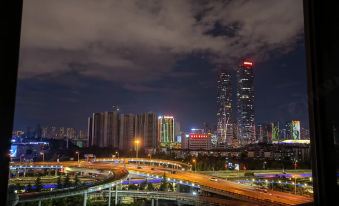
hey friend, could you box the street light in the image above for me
[40,152,44,162]
[75,151,79,163]
[192,159,197,172]
[134,139,140,158]
[115,151,119,159]
[263,161,267,170]
[148,153,151,160]
[20,154,24,163]
[293,159,298,171]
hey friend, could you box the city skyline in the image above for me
[13,0,308,131]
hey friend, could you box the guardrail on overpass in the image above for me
[95,158,192,170]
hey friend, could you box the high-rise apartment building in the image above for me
[135,112,158,150]
[87,117,93,145]
[66,127,77,139]
[119,114,136,151]
[237,60,255,144]
[88,109,177,150]
[217,70,233,146]
[158,115,174,147]
[90,112,105,147]
[88,108,119,148]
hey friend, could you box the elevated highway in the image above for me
[94,190,260,206]
[123,166,313,206]
[95,157,191,170]
[11,161,128,203]
[10,160,313,206]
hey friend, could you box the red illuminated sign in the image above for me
[243,61,253,66]
[189,133,208,138]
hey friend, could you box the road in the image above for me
[120,163,313,205]
[11,160,313,206]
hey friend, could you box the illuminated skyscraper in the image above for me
[291,120,301,140]
[271,122,280,142]
[237,60,255,144]
[216,70,233,147]
[158,115,174,147]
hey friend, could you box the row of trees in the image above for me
[56,174,81,189]
[23,174,81,192]
[126,173,179,192]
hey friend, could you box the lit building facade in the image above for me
[237,60,255,144]
[188,133,212,150]
[181,133,189,150]
[271,122,280,142]
[291,120,301,140]
[158,115,175,147]
[259,123,273,143]
[217,70,233,147]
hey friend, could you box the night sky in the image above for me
[14,0,308,131]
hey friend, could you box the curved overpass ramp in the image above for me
[99,159,312,206]
[12,162,128,203]
[95,157,191,170]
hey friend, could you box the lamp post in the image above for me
[115,151,119,159]
[148,153,151,160]
[134,139,140,158]
[40,152,44,162]
[294,159,298,171]
[75,151,79,163]
[192,159,197,172]
[20,154,24,163]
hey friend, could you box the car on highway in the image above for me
[137,166,142,169]
[255,187,268,193]
[151,167,155,170]
[209,177,218,182]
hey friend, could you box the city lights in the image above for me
[7,1,314,205]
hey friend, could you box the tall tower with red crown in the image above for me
[236,60,255,145]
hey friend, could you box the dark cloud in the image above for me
[19,0,303,90]
[15,0,307,130]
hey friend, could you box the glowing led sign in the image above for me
[243,61,253,66]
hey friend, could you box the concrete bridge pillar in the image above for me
[83,192,88,206]
[151,199,154,206]
[176,183,180,192]
[114,185,119,205]
[108,187,112,206]
[38,200,41,206]
[155,198,159,206]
